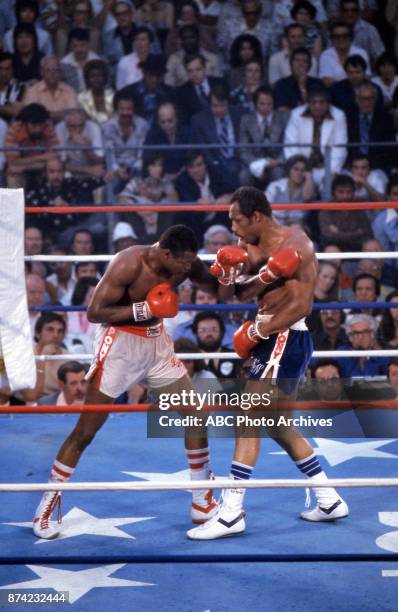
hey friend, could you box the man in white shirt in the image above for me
[340,0,385,65]
[319,21,370,86]
[39,362,89,406]
[116,26,153,90]
[61,28,100,93]
[269,23,318,85]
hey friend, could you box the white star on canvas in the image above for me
[122,468,191,482]
[0,564,154,604]
[3,507,155,543]
[269,438,398,466]
[376,512,398,554]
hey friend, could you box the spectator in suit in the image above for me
[340,0,385,66]
[165,24,221,87]
[39,362,89,406]
[144,100,190,176]
[239,85,289,187]
[346,81,397,171]
[191,80,241,191]
[330,54,383,116]
[230,59,263,114]
[273,46,323,110]
[319,21,370,87]
[175,54,221,123]
[269,23,318,86]
[284,86,347,186]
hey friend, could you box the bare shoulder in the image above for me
[103,245,148,285]
[282,228,315,262]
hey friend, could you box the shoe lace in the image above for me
[40,493,62,530]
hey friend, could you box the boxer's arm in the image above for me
[188,257,235,300]
[87,251,140,323]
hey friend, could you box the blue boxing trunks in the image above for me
[248,318,313,395]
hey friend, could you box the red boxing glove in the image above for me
[233,321,261,358]
[210,245,249,286]
[132,283,179,321]
[258,247,301,285]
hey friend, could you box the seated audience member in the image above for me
[116,26,153,90]
[174,151,232,233]
[46,246,74,303]
[217,0,276,69]
[165,1,215,56]
[25,225,43,256]
[111,221,138,253]
[351,273,381,317]
[340,0,385,66]
[318,175,372,251]
[321,243,353,297]
[380,290,398,348]
[273,46,323,111]
[174,337,224,393]
[4,0,53,56]
[165,23,221,87]
[200,224,233,255]
[53,0,104,58]
[372,52,398,108]
[26,271,47,331]
[266,155,315,228]
[230,59,263,114]
[176,54,223,124]
[4,103,58,188]
[273,0,327,33]
[61,27,100,93]
[103,92,149,190]
[319,21,369,87]
[135,0,174,46]
[118,54,172,125]
[284,87,347,187]
[70,229,95,256]
[337,314,389,378]
[191,312,240,378]
[77,59,114,125]
[144,101,190,177]
[39,361,89,406]
[290,0,322,58]
[65,277,98,352]
[240,86,289,187]
[269,23,318,86]
[306,360,346,406]
[0,51,25,122]
[345,154,387,203]
[227,33,263,90]
[387,358,398,398]
[191,82,241,191]
[61,260,101,304]
[22,312,69,403]
[22,56,78,124]
[117,152,178,205]
[372,176,398,257]
[11,23,43,85]
[56,108,105,180]
[313,307,348,350]
[307,261,339,332]
[172,286,218,342]
[346,81,396,171]
[329,54,382,115]
[356,238,395,297]
[101,1,138,72]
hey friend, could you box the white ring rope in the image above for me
[1,478,398,492]
[35,349,398,362]
[25,251,398,263]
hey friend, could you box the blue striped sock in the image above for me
[296,453,323,477]
[230,461,253,480]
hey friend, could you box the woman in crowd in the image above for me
[228,33,263,89]
[380,290,398,348]
[77,59,114,125]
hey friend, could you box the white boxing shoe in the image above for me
[301,498,349,522]
[33,491,62,539]
[187,509,246,540]
[191,487,219,523]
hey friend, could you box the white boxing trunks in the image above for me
[86,322,187,398]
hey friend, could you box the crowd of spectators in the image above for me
[0,0,398,405]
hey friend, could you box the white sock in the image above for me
[307,471,339,508]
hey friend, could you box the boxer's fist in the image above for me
[132,283,179,321]
[210,245,249,286]
[259,247,301,285]
[233,321,261,359]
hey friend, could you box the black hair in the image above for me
[75,261,98,274]
[229,33,263,68]
[183,53,206,68]
[353,273,381,297]
[291,0,317,20]
[387,175,398,195]
[57,360,88,383]
[71,277,97,306]
[388,357,398,378]
[341,0,359,8]
[34,312,66,338]
[13,22,38,53]
[381,290,398,345]
[329,21,353,37]
[210,80,230,102]
[173,338,205,372]
[18,103,49,123]
[159,225,199,256]
[285,23,305,37]
[344,54,367,71]
[350,153,370,166]
[0,51,14,63]
[185,149,205,167]
[16,0,39,19]
[307,85,330,102]
[68,27,90,44]
[290,46,311,66]
[113,90,134,111]
[285,154,310,174]
[253,84,273,105]
[331,173,355,195]
[133,25,154,43]
[179,24,199,40]
[230,186,272,218]
[142,151,164,177]
[192,311,225,337]
[176,1,200,20]
[375,52,398,74]
[310,358,343,378]
[83,59,108,87]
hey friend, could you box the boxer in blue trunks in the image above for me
[188,186,349,540]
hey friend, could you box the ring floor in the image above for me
[0,413,398,611]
